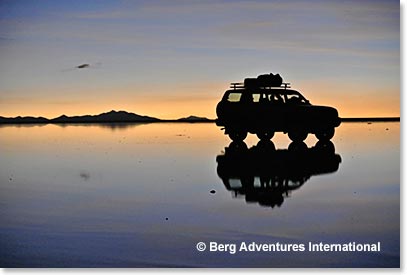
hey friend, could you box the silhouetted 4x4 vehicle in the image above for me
[216,74,341,142]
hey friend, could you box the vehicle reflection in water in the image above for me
[216,140,341,208]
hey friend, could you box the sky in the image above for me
[0,0,400,119]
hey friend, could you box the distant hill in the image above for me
[0,110,214,124]
[0,116,49,124]
[177,115,214,122]
[50,110,160,123]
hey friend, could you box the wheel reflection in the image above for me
[216,140,341,208]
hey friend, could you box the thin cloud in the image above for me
[77,63,90,69]
[61,62,102,72]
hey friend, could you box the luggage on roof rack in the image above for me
[243,78,258,89]
[243,73,283,89]
[257,73,283,87]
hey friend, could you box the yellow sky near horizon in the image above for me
[0,1,400,119]
[0,82,399,119]
[1,67,399,119]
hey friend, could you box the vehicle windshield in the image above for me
[283,93,309,105]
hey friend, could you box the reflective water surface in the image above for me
[0,122,399,267]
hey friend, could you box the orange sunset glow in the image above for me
[0,1,399,119]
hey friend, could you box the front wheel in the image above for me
[315,128,335,141]
[228,131,247,142]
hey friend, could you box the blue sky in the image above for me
[0,0,400,118]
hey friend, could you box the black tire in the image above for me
[315,141,335,154]
[256,139,276,152]
[288,130,308,142]
[288,141,308,152]
[229,141,248,151]
[256,131,275,141]
[228,131,247,142]
[315,128,335,141]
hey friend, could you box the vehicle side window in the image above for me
[227,93,242,102]
[252,94,261,102]
[269,94,284,103]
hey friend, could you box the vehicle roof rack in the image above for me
[230,82,244,89]
[230,82,291,90]
[282,83,291,89]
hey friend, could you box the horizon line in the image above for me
[0,109,401,121]
[0,111,400,125]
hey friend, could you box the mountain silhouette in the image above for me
[177,115,212,122]
[50,110,159,123]
[0,110,215,124]
[0,116,49,124]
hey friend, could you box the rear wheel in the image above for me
[228,131,247,142]
[256,131,274,141]
[315,128,335,141]
[288,129,308,142]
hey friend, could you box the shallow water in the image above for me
[0,122,399,267]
